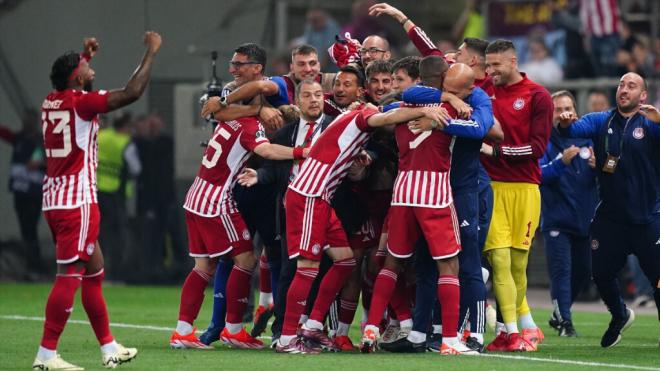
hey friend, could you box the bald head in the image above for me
[419,56,449,89]
[443,63,475,99]
[361,35,391,65]
[616,72,648,114]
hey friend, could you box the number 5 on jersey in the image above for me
[202,126,232,168]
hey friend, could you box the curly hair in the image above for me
[49,51,80,91]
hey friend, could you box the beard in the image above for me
[83,80,93,92]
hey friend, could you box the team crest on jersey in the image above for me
[513,98,525,110]
[591,239,599,250]
[242,229,250,240]
[633,127,644,139]
[86,243,95,256]
[311,243,321,255]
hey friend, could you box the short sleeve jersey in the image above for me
[41,89,109,210]
[184,117,269,217]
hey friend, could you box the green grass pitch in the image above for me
[1,283,658,371]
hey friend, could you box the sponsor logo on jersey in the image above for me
[242,229,250,240]
[460,220,470,228]
[312,243,321,255]
[86,243,95,256]
[633,127,645,140]
[591,239,599,250]
[513,98,525,110]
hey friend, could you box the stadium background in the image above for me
[0,0,658,288]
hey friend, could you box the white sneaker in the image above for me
[101,343,137,369]
[33,354,84,370]
[440,341,480,356]
[380,324,400,344]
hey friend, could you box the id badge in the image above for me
[602,155,619,173]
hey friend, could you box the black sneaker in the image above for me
[426,333,442,352]
[379,337,426,353]
[601,308,635,348]
[548,313,561,332]
[558,320,578,337]
[464,336,485,353]
[199,325,222,345]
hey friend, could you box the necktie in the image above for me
[302,121,316,147]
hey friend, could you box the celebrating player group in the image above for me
[32,2,660,369]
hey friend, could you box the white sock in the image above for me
[225,322,242,334]
[496,322,506,335]
[388,318,400,326]
[100,340,119,354]
[442,336,459,346]
[176,320,193,336]
[37,346,56,361]
[505,322,519,334]
[399,319,413,329]
[337,322,350,337]
[279,335,296,346]
[299,314,309,325]
[519,313,537,329]
[259,292,273,307]
[407,330,426,343]
[304,319,323,331]
[472,332,484,343]
[432,325,442,334]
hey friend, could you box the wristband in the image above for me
[400,17,409,25]
[293,146,304,160]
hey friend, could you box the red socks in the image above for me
[178,268,212,325]
[309,258,356,322]
[339,299,359,325]
[390,278,412,322]
[259,254,271,294]
[438,275,460,338]
[282,267,318,336]
[225,265,253,324]
[41,275,82,350]
[81,269,113,345]
[366,268,397,326]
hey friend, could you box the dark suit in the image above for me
[259,114,335,337]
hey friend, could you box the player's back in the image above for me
[41,89,109,210]
[185,117,267,217]
[391,103,456,208]
[290,107,377,200]
[395,103,456,173]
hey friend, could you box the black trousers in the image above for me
[13,193,42,270]
[590,214,660,321]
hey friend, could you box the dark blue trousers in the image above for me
[543,230,591,321]
[590,214,660,321]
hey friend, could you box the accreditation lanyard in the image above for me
[602,114,633,173]
[604,115,633,157]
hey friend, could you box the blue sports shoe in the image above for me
[199,325,223,345]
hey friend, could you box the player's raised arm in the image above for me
[253,142,309,161]
[106,31,162,111]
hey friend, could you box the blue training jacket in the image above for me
[540,127,598,236]
[558,109,660,224]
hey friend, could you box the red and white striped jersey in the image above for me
[184,117,268,217]
[289,107,378,201]
[580,0,620,37]
[41,89,109,210]
[391,103,456,208]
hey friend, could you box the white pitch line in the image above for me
[481,353,660,371]
[2,314,659,370]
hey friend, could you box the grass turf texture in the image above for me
[1,283,658,371]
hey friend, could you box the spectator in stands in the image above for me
[135,113,183,281]
[587,90,611,112]
[298,7,341,71]
[520,38,564,85]
[580,0,622,77]
[548,0,593,78]
[452,0,486,41]
[0,109,45,273]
